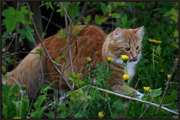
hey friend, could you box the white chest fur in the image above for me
[126,61,137,83]
[112,54,141,83]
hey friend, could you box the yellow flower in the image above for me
[107,57,113,63]
[98,111,104,118]
[167,74,171,79]
[144,87,150,92]
[14,93,18,97]
[149,39,162,44]
[160,69,164,73]
[22,84,26,90]
[123,74,130,80]
[87,57,92,62]
[175,58,178,62]
[13,117,21,119]
[121,55,129,61]
[2,66,6,72]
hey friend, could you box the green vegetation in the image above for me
[1,2,179,119]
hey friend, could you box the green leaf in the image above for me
[100,17,108,23]
[33,95,46,109]
[73,29,80,36]
[26,26,35,42]
[62,50,66,58]
[173,29,178,38]
[68,2,80,20]
[156,45,161,55]
[40,2,53,9]
[100,2,107,15]
[56,29,66,38]
[19,26,34,42]
[21,6,29,14]
[2,7,16,34]
[2,7,28,34]
[112,100,128,114]
[95,15,101,25]
[121,15,127,26]
[16,11,25,23]
[83,15,91,24]
[36,49,45,55]
[111,13,120,18]
[2,103,8,118]
[150,88,162,97]
[56,57,61,64]
[30,108,44,119]
[170,90,178,101]
[2,37,5,49]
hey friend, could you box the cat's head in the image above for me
[108,26,144,63]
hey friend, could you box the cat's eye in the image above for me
[125,47,131,51]
[136,46,140,50]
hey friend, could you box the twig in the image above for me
[43,5,55,39]
[27,2,73,91]
[78,2,88,21]
[139,97,154,119]
[90,86,179,115]
[14,2,20,68]
[59,2,72,23]
[2,51,48,59]
[41,15,60,29]
[58,2,72,93]
[125,78,140,118]
[155,59,179,116]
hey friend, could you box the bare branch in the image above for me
[27,2,73,90]
[155,59,179,116]
[90,86,179,115]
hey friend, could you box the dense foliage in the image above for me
[1,2,179,119]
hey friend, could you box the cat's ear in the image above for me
[113,27,123,41]
[135,26,144,38]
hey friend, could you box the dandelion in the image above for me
[14,93,18,97]
[2,66,6,72]
[123,74,130,80]
[87,57,92,62]
[149,39,162,44]
[98,111,104,118]
[121,55,129,61]
[167,74,171,79]
[144,87,150,92]
[13,117,21,119]
[22,84,26,90]
[175,58,178,62]
[160,69,164,73]
[107,57,113,63]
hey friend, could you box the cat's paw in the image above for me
[137,91,144,100]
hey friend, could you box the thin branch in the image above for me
[59,2,72,23]
[43,6,55,39]
[139,97,154,119]
[58,2,72,93]
[155,59,179,116]
[27,2,73,90]
[125,78,140,118]
[90,86,179,115]
[2,51,48,59]
[78,2,88,21]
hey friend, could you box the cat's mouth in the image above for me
[130,59,138,62]
[129,56,138,62]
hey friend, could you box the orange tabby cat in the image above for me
[3,25,144,99]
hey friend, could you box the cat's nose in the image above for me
[132,56,138,61]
